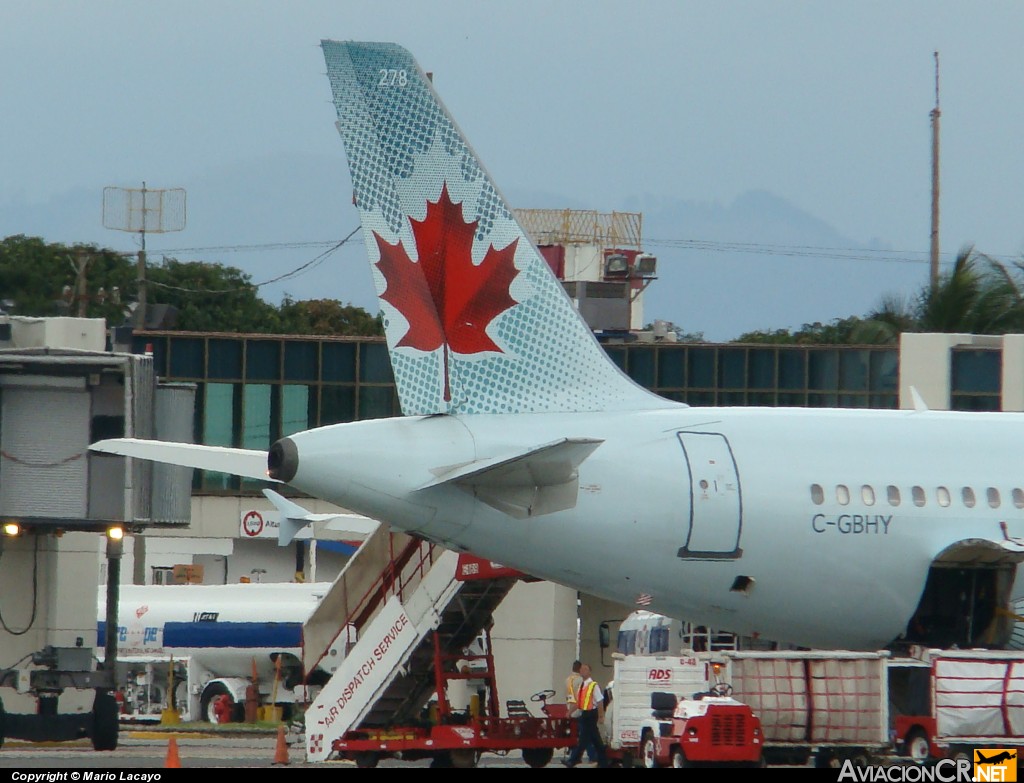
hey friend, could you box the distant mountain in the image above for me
[621,191,926,341]
[0,156,926,342]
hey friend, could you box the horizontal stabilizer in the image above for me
[90,438,272,483]
[262,489,379,546]
[420,438,603,519]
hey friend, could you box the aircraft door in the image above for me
[676,432,743,559]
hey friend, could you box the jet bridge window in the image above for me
[987,488,1001,509]
[962,487,976,508]
[836,485,850,505]
[912,486,926,507]
[810,484,824,505]
[887,485,901,506]
[936,486,951,507]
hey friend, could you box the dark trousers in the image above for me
[566,708,608,767]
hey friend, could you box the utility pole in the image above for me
[137,183,148,330]
[72,249,90,318]
[930,51,941,291]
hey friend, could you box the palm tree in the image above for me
[916,245,1024,334]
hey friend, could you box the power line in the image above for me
[147,228,360,296]
[643,237,1019,268]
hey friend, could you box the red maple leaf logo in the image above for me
[373,184,519,399]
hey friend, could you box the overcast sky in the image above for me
[2,1,1023,340]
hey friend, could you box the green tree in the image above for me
[278,297,383,336]
[146,258,283,333]
[916,246,1024,334]
[0,235,384,336]
[0,235,135,322]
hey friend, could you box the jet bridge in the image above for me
[301,525,525,763]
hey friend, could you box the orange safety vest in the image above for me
[577,680,598,711]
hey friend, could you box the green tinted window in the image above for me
[321,386,355,425]
[628,348,655,387]
[360,342,394,383]
[748,349,775,390]
[808,351,838,391]
[718,349,745,388]
[209,339,242,380]
[657,347,685,388]
[281,385,312,436]
[284,342,319,381]
[688,348,715,388]
[778,350,805,390]
[242,384,272,450]
[169,337,203,378]
[359,386,395,420]
[322,342,356,382]
[246,340,280,381]
[839,351,869,392]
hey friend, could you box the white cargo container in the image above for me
[723,649,892,767]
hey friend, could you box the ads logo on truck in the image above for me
[974,749,1016,782]
[647,668,672,681]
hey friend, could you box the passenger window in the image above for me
[836,485,850,506]
[912,486,926,507]
[937,487,951,507]
[1014,488,1024,509]
[811,484,824,505]
[988,488,1000,509]
[962,487,976,508]
[861,485,875,506]
[887,485,901,506]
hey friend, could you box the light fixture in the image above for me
[106,525,124,558]
[603,253,629,278]
[633,254,658,278]
[2,522,20,537]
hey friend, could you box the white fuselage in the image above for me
[283,406,1024,650]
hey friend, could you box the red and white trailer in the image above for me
[722,649,892,768]
[891,648,1024,765]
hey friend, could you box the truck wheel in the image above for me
[641,730,658,769]
[353,752,379,768]
[91,692,119,751]
[200,683,233,723]
[951,747,972,766]
[522,748,553,768]
[450,749,479,768]
[814,750,841,768]
[847,750,871,768]
[903,728,931,764]
[671,748,691,768]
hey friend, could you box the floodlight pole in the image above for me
[929,52,941,292]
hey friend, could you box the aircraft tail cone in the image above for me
[165,737,182,768]
[273,724,290,765]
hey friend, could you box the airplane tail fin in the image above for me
[321,40,676,416]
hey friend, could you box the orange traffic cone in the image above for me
[165,737,182,768]
[273,724,290,766]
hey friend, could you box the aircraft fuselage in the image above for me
[276,404,1024,650]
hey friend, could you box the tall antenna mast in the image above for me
[103,183,186,328]
[929,51,941,290]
